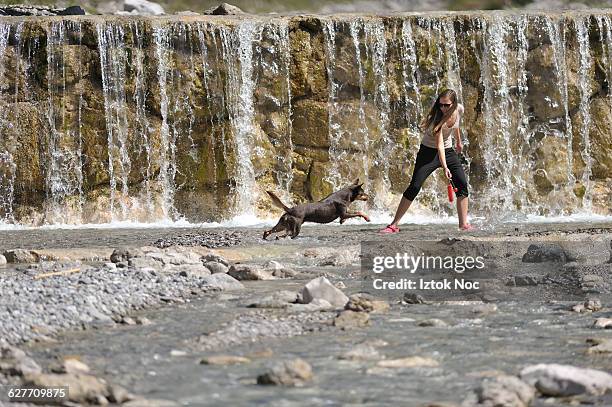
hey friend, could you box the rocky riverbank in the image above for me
[0,223,611,406]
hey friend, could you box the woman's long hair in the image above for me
[420,89,458,133]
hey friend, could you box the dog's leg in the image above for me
[291,222,302,239]
[263,219,288,240]
[340,211,371,223]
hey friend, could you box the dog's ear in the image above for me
[352,178,360,185]
[351,182,364,190]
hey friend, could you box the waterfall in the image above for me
[153,23,178,220]
[0,13,609,227]
[399,20,422,128]
[46,21,84,224]
[575,16,593,210]
[349,19,371,185]
[0,22,15,221]
[366,19,393,209]
[97,22,131,221]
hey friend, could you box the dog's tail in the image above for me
[266,191,290,212]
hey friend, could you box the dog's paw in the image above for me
[362,214,371,222]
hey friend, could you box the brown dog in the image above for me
[263,179,370,239]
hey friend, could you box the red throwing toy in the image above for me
[447,180,458,203]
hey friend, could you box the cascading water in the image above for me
[0,22,15,221]
[0,13,608,227]
[46,21,84,224]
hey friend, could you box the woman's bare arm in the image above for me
[454,127,463,153]
[436,128,450,178]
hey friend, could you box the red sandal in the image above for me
[380,224,400,234]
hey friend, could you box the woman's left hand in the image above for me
[444,167,452,179]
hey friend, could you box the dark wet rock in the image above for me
[338,344,381,361]
[586,338,612,354]
[418,318,449,327]
[522,243,567,263]
[345,293,390,313]
[508,275,539,286]
[124,0,165,15]
[520,363,612,396]
[0,345,42,376]
[0,5,85,16]
[571,298,602,313]
[154,231,243,249]
[204,2,245,15]
[134,316,152,326]
[403,292,426,304]
[200,355,251,365]
[3,249,39,264]
[256,358,313,386]
[110,247,144,263]
[204,261,228,274]
[228,264,274,281]
[201,273,244,291]
[593,318,612,329]
[474,375,535,407]
[300,276,349,308]
[376,356,438,368]
[333,310,370,329]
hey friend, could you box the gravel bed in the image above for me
[0,265,224,345]
[193,310,335,351]
[153,230,244,248]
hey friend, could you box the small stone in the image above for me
[204,2,245,15]
[376,356,439,368]
[201,253,230,266]
[110,247,143,263]
[403,292,426,304]
[471,303,498,315]
[334,281,347,289]
[345,293,390,313]
[200,355,251,365]
[338,345,381,361]
[61,358,91,374]
[228,264,274,281]
[475,375,535,407]
[301,276,349,308]
[134,317,152,326]
[418,319,448,327]
[108,384,133,404]
[121,317,137,325]
[204,261,228,274]
[522,243,567,263]
[256,358,313,386]
[0,254,6,267]
[586,338,612,354]
[593,318,612,329]
[333,310,370,329]
[201,273,244,291]
[3,249,39,264]
[24,373,110,404]
[170,350,187,357]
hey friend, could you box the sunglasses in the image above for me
[439,103,453,107]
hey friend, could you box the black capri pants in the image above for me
[403,144,469,201]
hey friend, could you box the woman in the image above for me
[380,89,475,233]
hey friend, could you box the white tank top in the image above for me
[421,103,464,149]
